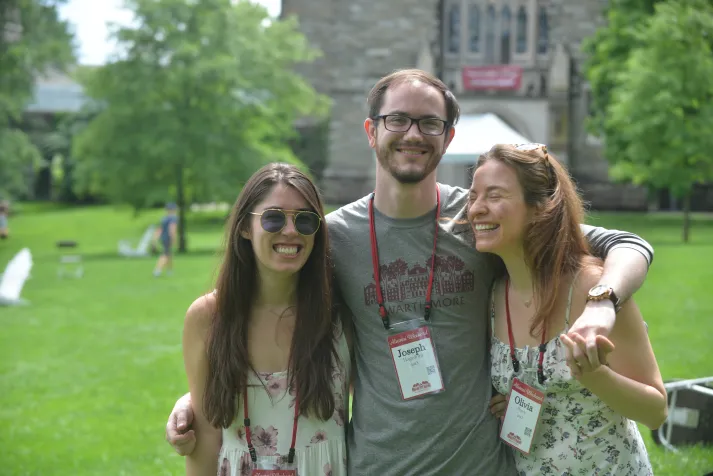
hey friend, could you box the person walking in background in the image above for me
[0,200,10,239]
[153,202,178,276]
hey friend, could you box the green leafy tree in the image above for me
[0,0,74,199]
[0,129,42,199]
[39,102,101,202]
[604,0,713,242]
[583,0,661,138]
[72,0,329,252]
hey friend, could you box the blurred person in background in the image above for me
[0,200,10,239]
[153,202,178,276]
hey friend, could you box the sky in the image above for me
[57,0,282,65]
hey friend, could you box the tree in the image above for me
[583,0,661,139]
[0,128,42,199]
[0,0,74,199]
[604,0,713,242]
[40,101,102,202]
[72,0,329,252]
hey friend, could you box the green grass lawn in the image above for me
[1,205,712,475]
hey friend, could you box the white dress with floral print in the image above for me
[490,279,654,476]
[218,330,350,476]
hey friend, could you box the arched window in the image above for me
[516,5,527,54]
[468,4,480,53]
[500,6,511,64]
[485,5,496,64]
[537,6,548,54]
[448,4,461,53]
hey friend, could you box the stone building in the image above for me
[281,0,649,209]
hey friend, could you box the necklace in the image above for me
[511,286,533,308]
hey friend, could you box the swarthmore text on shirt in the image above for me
[383,296,465,315]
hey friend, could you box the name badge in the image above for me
[387,323,445,400]
[499,377,545,454]
[251,458,298,475]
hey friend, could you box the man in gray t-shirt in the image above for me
[328,184,651,475]
[165,69,653,475]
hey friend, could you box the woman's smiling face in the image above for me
[467,159,531,256]
[243,184,316,278]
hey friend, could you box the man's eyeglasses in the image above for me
[373,114,449,136]
[249,209,322,236]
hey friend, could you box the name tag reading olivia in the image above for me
[499,377,545,454]
[388,325,445,400]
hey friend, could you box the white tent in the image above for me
[438,113,532,188]
[441,113,532,164]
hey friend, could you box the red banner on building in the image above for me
[461,65,523,91]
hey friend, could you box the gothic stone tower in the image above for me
[282,0,647,209]
[281,0,442,203]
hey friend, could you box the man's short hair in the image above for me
[367,69,461,126]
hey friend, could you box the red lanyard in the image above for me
[505,278,547,385]
[368,186,441,330]
[244,389,299,464]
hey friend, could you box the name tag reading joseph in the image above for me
[388,325,444,400]
[499,377,545,454]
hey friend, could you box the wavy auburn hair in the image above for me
[204,162,338,428]
[474,144,597,338]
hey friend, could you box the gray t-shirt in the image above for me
[326,183,653,476]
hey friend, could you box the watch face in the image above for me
[590,285,608,297]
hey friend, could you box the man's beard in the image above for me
[376,140,443,184]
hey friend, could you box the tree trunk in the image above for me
[60,158,77,203]
[682,191,691,243]
[176,165,187,253]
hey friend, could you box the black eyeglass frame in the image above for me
[372,114,451,136]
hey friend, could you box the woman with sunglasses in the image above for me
[183,162,350,476]
[468,144,665,474]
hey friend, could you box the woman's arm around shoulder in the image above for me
[183,293,222,476]
[565,265,668,430]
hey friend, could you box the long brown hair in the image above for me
[204,162,338,428]
[475,144,596,338]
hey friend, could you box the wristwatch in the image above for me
[586,284,622,312]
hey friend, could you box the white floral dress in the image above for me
[218,330,350,476]
[490,280,654,476]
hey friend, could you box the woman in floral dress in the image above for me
[467,144,667,475]
[183,163,350,476]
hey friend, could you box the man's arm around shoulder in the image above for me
[569,224,654,367]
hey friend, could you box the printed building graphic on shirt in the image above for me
[364,255,474,305]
